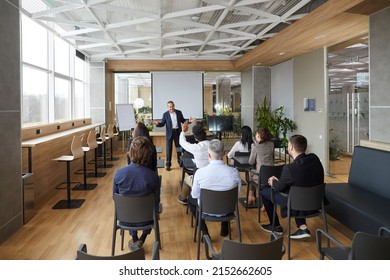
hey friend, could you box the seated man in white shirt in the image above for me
[188,139,242,237]
[177,121,210,205]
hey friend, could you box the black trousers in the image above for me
[165,129,181,167]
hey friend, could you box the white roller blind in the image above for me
[152,72,204,119]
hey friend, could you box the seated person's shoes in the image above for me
[166,166,171,171]
[177,195,188,205]
[128,240,143,252]
[290,228,311,240]
[220,228,229,237]
[261,224,283,235]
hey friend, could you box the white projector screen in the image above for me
[152,72,204,120]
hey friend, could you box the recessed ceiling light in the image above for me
[278,52,286,56]
[314,34,326,40]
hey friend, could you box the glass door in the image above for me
[328,35,369,177]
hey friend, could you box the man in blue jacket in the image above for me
[153,100,194,171]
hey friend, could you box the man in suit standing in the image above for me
[153,100,194,171]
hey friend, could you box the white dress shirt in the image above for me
[170,111,178,129]
[227,141,250,158]
[191,160,242,204]
[179,132,210,168]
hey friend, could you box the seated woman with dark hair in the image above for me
[113,136,160,251]
[247,127,274,205]
[127,122,157,172]
[227,125,254,165]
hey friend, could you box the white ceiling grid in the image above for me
[19,0,314,61]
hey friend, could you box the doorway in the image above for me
[328,35,369,176]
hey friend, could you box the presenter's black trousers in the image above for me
[165,129,181,168]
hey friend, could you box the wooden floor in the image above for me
[0,146,354,260]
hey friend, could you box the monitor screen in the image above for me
[207,115,234,132]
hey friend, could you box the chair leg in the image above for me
[120,229,124,251]
[287,212,291,260]
[257,187,261,223]
[193,209,199,242]
[154,210,162,249]
[236,207,242,242]
[112,222,117,256]
[196,212,202,260]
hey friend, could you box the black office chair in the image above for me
[111,192,161,256]
[180,150,195,190]
[194,186,242,260]
[203,232,285,260]
[247,164,284,220]
[316,227,390,260]
[271,183,328,259]
[76,242,159,260]
[232,151,253,186]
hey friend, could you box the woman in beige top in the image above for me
[247,127,274,205]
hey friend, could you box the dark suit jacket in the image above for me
[156,109,186,139]
[273,153,324,194]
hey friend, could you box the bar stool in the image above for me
[73,130,99,191]
[105,124,119,161]
[52,134,86,209]
[97,125,114,168]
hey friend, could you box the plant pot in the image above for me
[329,147,338,160]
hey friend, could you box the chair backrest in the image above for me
[200,186,238,215]
[86,130,98,149]
[259,164,284,186]
[76,243,145,260]
[113,193,156,224]
[288,183,325,212]
[106,124,115,138]
[99,125,106,143]
[71,134,84,159]
[350,229,390,260]
[221,234,284,260]
[233,151,252,170]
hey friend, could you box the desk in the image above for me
[22,123,102,173]
[22,124,103,206]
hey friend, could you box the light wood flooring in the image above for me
[0,146,354,260]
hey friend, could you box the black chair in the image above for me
[180,150,195,190]
[316,227,390,260]
[76,242,159,260]
[203,232,285,260]
[271,183,328,259]
[232,151,253,186]
[111,192,161,256]
[247,164,284,220]
[195,186,242,260]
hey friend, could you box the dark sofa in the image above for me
[325,145,390,234]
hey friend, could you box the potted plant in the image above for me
[329,138,339,160]
[255,96,297,148]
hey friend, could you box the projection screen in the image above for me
[152,72,204,120]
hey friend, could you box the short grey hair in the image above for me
[208,139,224,159]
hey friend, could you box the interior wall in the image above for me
[0,0,22,244]
[293,48,328,172]
[90,62,105,125]
[271,60,294,121]
[241,66,270,130]
[369,6,390,143]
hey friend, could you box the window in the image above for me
[21,12,89,127]
[54,36,70,76]
[22,66,48,125]
[74,80,85,119]
[21,15,48,69]
[54,77,71,121]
